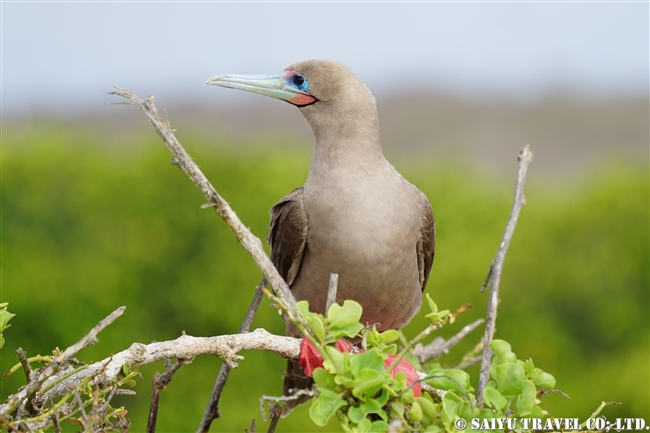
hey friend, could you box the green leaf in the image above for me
[516,380,536,416]
[375,388,389,407]
[408,401,423,421]
[0,309,15,331]
[490,339,516,363]
[329,323,364,340]
[482,387,507,412]
[379,329,400,344]
[348,399,386,423]
[389,400,405,419]
[494,363,526,398]
[350,350,386,376]
[309,388,345,426]
[328,300,363,327]
[530,405,544,418]
[296,300,326,340]
[440,392,463,431]
[296,301,325,341]
[522,358,535,376]
[323,346,345,374]
[311,317,326,340]
[313,367,336,390]
[348,405,365,423]
[352,369,385,399]
[425,293,438,314]
[356,418,372,433]
[426,368,473,395]
[391,371,409,395]
[296,300,313,320]
[414,396,438,422]
[366,328,381,347]
[368,421,390,432]
[0,304,15,349]
[529,369,556,389]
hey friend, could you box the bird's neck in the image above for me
[305,109,387,182]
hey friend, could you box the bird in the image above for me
[206,60,435,413]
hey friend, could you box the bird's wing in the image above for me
[417,195,436,292]
[267,187,309,286]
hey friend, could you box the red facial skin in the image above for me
[288,93,318,107]
[283,70,318,107]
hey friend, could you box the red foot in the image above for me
[297,338,421,396]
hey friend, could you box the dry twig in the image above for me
[41,329,301,404]
[0,306,125,418]
[325,273,339,315]
[147,359,188,433]
[477,145,533,400]
[198,281,266,432]
[4,326,302,430]
[108,87,297,314]
[412,318,484,364]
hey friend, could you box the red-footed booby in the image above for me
[206,60,435,414]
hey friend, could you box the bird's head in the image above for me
[206,60,379,141]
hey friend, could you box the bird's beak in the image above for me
[205,71,317,107]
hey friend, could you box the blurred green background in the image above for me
[1,93,648,432]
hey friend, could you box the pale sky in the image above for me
[2,1,648,117]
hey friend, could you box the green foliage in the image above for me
[296,300,560,432]
[0,303,15,349]
[3,346,138,431]
[2,123,647,431]
[441,338,563,433]
[297,300,365,343]
[302,301,410,431]
[424,294,450,324]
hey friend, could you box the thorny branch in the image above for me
[477,145,533,401]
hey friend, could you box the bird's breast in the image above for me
[295,171,424,330]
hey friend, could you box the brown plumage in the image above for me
[207,60,435,415]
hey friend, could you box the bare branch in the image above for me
[266,404,282,433]
[0,415,21,433]
[477,145,533,401]
[147,360,187,433]
[108,87,297,314]
[57,306,126,363]
[325,273,339,315]
[454,355,482,370]
[16,348,33,383]
[0,306,125,418]
[416,372,446,399]
[37,328,301,408]
[198,281,265,432]
[412,318,484,364]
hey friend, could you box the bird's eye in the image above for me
[293,75,305,86]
